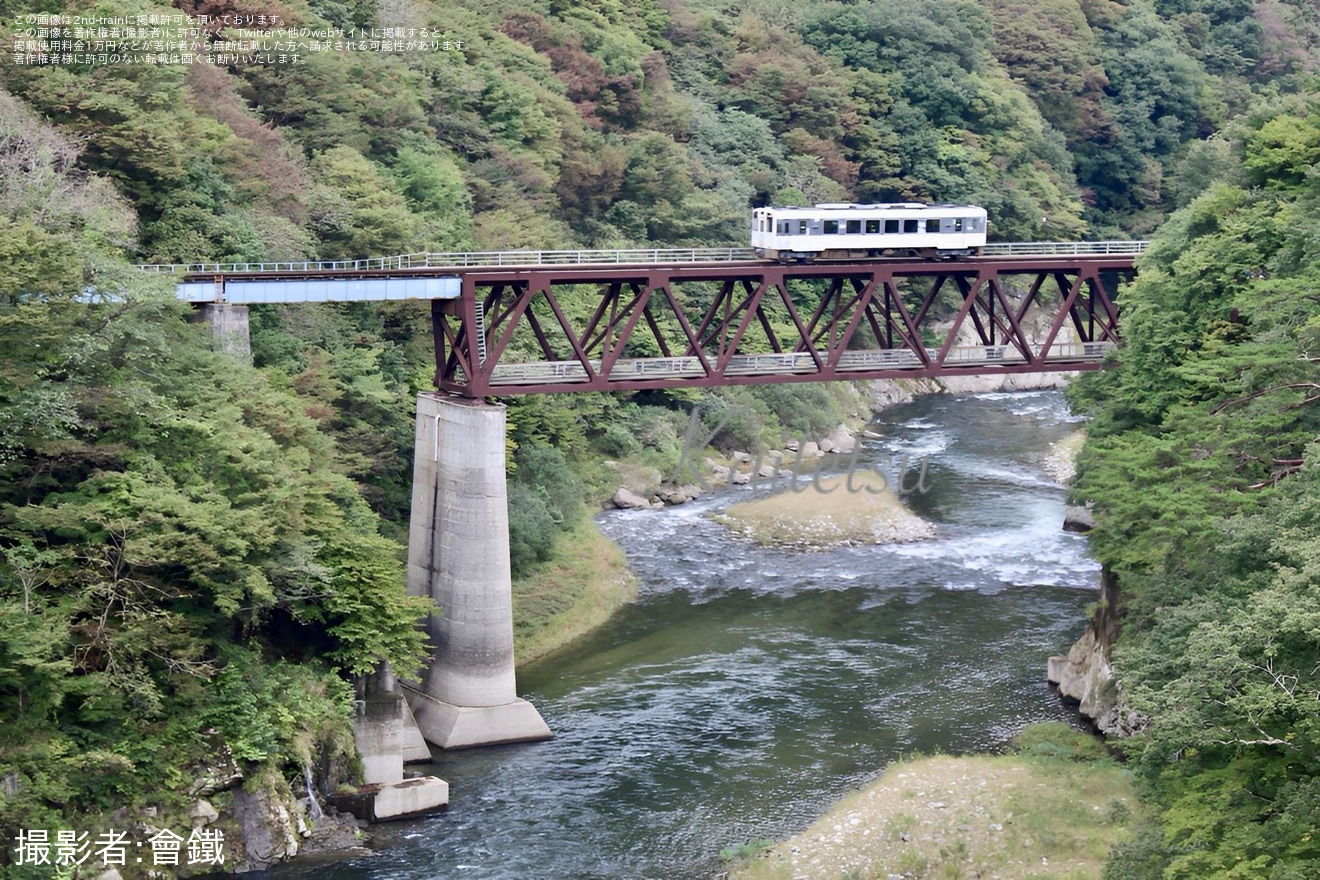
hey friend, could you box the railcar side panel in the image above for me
[750,203,988,259]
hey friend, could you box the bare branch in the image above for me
[1210,734,1301,752]
[1211,383,1320,415]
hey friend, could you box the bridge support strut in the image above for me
[402,393,552,749]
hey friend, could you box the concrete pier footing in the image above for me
[348,664,449,821]
[354,666,405,786]
[402,394,552,749]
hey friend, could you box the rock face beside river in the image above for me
[1047,567,1147,737]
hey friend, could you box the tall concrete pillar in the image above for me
[401,393,552,749]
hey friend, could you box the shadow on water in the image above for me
[256,391,1097,880]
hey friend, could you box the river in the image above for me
[264,389,1098,880]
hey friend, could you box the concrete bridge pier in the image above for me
[191,303,251,359]
[401,393,552,749]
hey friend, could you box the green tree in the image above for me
[307,146,429,258]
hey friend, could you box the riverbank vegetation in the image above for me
[2,0,1319,874]
[511,512,636,664]
[729,724,1145,880]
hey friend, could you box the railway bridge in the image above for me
[153,242,1143,755]
[168,242,1138,394]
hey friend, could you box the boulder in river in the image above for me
[612,488,662,510]
[824,425,856,455]
[1063,503,1094,532]
[656,484,703,505]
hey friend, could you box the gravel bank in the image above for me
[711,471,935,549]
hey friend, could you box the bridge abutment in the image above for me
[401,393,552,749]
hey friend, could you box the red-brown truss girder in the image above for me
[432,257,1133,397]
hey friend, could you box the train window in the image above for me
[823,220,839,234]
[885,219,899,234]
[846,220,862,234]
[954,219,963,232]
[926,219,940,233]
[904,219,919,234]
[866,220,879,233]
[799,220,808,234]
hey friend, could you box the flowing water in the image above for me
[264,389,1098,880]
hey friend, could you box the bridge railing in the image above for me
[138,242,1147,275]
[485,342,1118,385]
[138,248,760,275]
[981,241,1148,256]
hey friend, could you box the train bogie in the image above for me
[750,203,988,261]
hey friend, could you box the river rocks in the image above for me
[1042,430,1086,484]
[612,484,708,508]
[712,471,935,549]
[298,810,369,856]
[865,377,934,411]
[823,424,856,455]
[611,487,662,510]
[1048,569,1148,738]
[938,372,1071,394]
[1047,626,1108,716]
[656,484,703,505]
[231,785,303,869]
[1048,627,1147,737]
[188,738,243,797]
[189,799,220,828]
[1063,503,1095,532]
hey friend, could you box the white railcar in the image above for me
[750,203,988,260]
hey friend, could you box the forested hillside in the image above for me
[0,90,433,873]
[2,0,1320,875]
[1068,100,1320,878]
[4,0,1315,264]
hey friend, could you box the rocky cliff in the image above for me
[1046,567,1147,737]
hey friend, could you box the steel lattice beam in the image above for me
[431,257,1133,397]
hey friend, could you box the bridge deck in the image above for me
[156,241,1147,302]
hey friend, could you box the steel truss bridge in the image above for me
[160,243,1143,397]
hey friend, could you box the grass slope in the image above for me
[512,514,637,665]
[730,725,1142,880]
